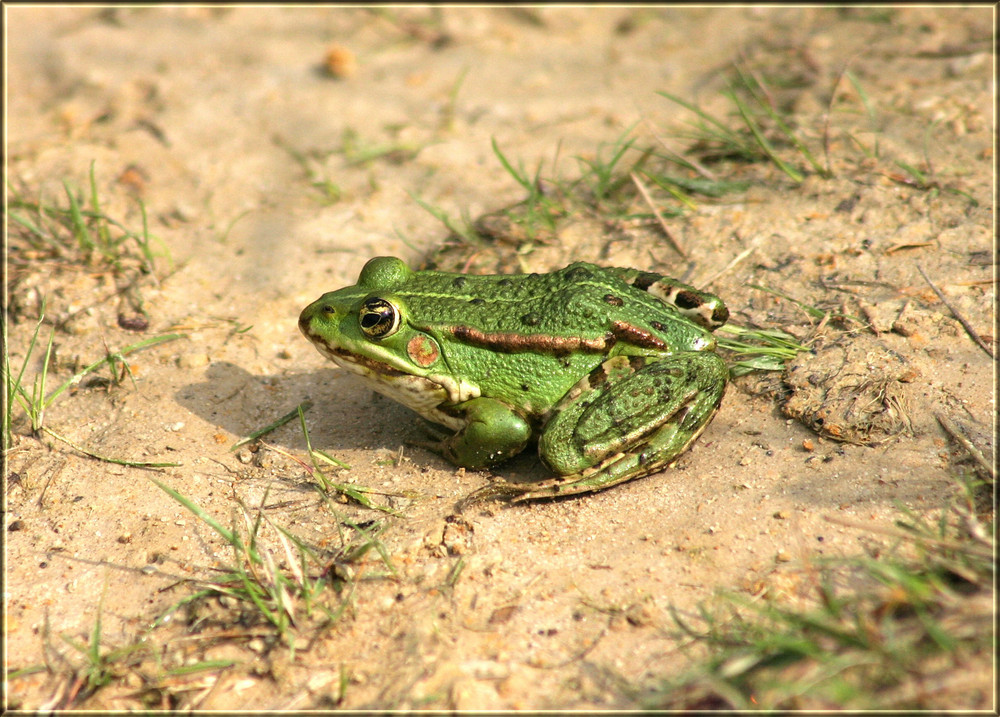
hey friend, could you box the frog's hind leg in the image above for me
[517,351,728,501]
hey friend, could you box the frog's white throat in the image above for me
[318,348,479,430]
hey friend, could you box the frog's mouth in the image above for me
[298,325,403,375]
[308,342,473,431]
[314,342,408,379]
[303,333,480,409]
[298,315,401,373]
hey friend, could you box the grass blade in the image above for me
[43,427,181,468]
[727,90,803,182]
[231,400,313,451]
[63,180,94,252]
[150,478,239,546]
[41,333,186,412]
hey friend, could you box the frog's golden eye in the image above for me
[359,298,401,340]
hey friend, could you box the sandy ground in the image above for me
[4,6,995,710]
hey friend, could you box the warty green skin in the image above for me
[298,256,730,501]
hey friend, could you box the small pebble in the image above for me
[323,45,357,78]
[178,353,210,369]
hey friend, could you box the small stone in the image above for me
[247,638,266,653]
[178,353,210,369]
[625,603,654,627]
[173,201,198,222]
[323,45,357,79]
[891,320,917,337]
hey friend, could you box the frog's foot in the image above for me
[455,478,535,511]
[416,397,532,470]
[505,452,663,502]
[457,459,637,506]
[458,464,638,505]
[406,426,450,456]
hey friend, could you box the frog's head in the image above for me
[299,257,473,403]
[299,256,414,366]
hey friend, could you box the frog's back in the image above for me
[395,262,712,355]
[397,263,635,336]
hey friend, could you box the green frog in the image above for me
[298,256,729,501]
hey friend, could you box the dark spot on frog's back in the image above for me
[563,265,593,282]
[521,312,541,327]
[603,294,624,307]
[631,272,659,291]
[452,277,467,289]
[587,363,610,388]
[469,298,485,306]
[673,290,704,310]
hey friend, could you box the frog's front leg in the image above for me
[432,397,532,470]
[523,352,728,500]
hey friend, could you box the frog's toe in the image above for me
[406,436,448,461]
[508,476,605,502]
[456,479,532,510]
[459,474,598,505]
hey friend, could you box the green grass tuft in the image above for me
[642,472,994,710]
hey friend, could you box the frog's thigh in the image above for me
[539,352,727,477]
[441,397,532,469]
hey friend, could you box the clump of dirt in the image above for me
[782,333,921,445]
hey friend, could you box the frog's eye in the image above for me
[359,297,401,340]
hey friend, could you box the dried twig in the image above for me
[630,171,687,259]
[822,514,993,559]
[935,412,995,483]
[916,264,994,358]
[698,241,757,288]
[645,120,718,181]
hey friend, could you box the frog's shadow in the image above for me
[175,361,547,483]
[175,361,411,454]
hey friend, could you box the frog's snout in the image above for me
[298,304,315,337]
